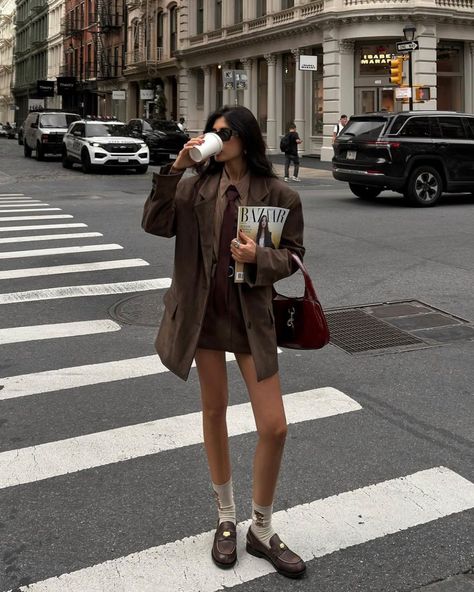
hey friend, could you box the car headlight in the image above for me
[91,142,102,147]
[140,143,147,148]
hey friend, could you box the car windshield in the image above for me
[40,114,80,128]
[148,120,181,132]
[339,118,388,141]
[84,123,128,137]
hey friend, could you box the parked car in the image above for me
[23,110,81,160]
[0,124,8,138]
[62,119,149,173]
[332,111,474,206]
[125,118,188,164]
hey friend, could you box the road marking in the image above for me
[0,258,149,280]
[0,388,359,488]
[0,319,120,345]
[0,278,171,304]
[0,214,73,222]
[0,223,87,232]
[0,193,25,197]
[0,200,45,204]
[0,208,62,213]
[0,203,50,207]
[7,467,474,592]
[0,243,123,259]
[0,232,103,245]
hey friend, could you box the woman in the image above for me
[142,106,306,578]
[255,215,275,249]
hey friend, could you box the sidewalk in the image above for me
[268,154,334,180]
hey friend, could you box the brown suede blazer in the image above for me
[142,168,305,382]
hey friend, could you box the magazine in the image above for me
[234,206,290,283]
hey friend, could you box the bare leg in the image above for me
[195,348,231,485]
[236,353,287,506]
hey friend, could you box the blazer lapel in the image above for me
[246,175,270,206]
[194,173,220,284]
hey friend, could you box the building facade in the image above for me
[171,0,474,161]
[46,0,65,110]
[13,0,49,125]
[0,0,16,123]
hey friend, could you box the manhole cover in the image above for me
[109,292,164,327]
[326,309,423,354]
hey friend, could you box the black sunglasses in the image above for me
[212,128,239,142]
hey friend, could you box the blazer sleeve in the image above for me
[141,165,185,238]
[245,190,305,287]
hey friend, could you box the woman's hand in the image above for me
[230,229,257,264]
[171,135,205,172]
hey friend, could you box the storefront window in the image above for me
[357,43,395,77]
[437,42,463,111]
[257,58,267,133]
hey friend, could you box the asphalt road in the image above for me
[0,139,473,592]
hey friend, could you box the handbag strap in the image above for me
[289,253,318,301]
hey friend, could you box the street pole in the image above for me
[408,52,413,111]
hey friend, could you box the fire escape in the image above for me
[91,0,123,81]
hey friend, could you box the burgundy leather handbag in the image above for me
[272,254,330,349]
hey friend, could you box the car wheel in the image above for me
[62,150,73,169]
[348,183,382,200]
[81,149,93,173]
[135,165,148,174]
[405,166,442,207]
[36,142,44,161]
[24,142,32,157]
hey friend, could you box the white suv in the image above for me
[24,111,81,160]
[62,120,150,173]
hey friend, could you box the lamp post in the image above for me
[403,24,417,110]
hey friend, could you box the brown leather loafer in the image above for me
[246,527,306,578]
[211,521,237,568]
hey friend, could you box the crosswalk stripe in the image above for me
[0,208,62,213]
[0,278,171,304]
[0,258,149,280]
[0,319,121,345]
[0,214,73,222]
[0,232,103,245]
[0,200,45,204]
[0,203,50,207]
[0,243,123,259]
[8,467,474,592]
[0,193,25,197]
[0,223,87,232]
[0,388,360,489]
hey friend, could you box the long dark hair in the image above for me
[256,215,272,244]
[200,106,276,178]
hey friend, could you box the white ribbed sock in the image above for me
[250,501,276,548]
[212,477,236,525]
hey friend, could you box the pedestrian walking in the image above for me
[281,123,302,182]
[177,116,187,132]
[332,114,348,144]
[142,105,306,578]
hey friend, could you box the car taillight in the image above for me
[41,134,49,142]
[366,140,400,149]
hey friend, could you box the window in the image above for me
[215,0,222,29]
[466,118,474,139]
[196,0,204,34]
[169,5,177,54]
[257,58,268,133]
[438,117,466,139]
[341,118,387,140]
[281,0,294,8]
[156,11,163,48]
[196,69,204,107]
[256,0,266,17]
[234,0,243,23]
[399,117,432,138]
[437,42,463,111]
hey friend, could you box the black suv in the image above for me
[332,111,474,206]
[125,118,188,164]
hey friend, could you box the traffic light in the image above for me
[415,86,431,102]
[390,58,403,85]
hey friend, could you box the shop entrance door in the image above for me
[356,87,398,114]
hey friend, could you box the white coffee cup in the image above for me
[189,132,223,162]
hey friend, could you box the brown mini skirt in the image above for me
[198,276,251,354]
